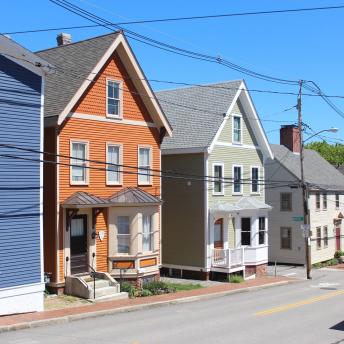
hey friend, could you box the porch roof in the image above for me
[210,197,272,214]
[62,188,162,208]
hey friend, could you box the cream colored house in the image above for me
[157,80,273,280]
[266,125,344,265]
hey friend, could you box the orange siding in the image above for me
[96,209,108,271]
[140,257,157,268]
[73,51,153,124]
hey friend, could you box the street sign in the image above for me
[293,216,304,222]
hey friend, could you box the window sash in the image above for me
[213,165,223,194]
[117,216,130,254]
[316,193,321,209]
[316,227,322,249]
[281,227,291,249]
[258,217,266,245]
[233,116,242,143]
[241,218,251,246]
[138,147,151,184]
[280,193,292,211]
[323,226,328,247]
[323,194,327,210]
[233,166,242,193]
[142,215,154,252]
[107,80,120,116]
[107,145,121,183]
[71,142,87,183]
[251,167,259,193]
[336,194,340,208]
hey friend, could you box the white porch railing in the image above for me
[212,248,244,268]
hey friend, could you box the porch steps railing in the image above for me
[212,248,244,268]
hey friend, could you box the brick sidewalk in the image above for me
[0,276,292,330]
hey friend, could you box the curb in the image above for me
[0,280,294,334]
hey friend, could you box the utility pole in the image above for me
[297,79,312,279]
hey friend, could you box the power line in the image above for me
[4,4,344,35]
[48,0,299,86]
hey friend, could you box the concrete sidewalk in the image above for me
[0,276,293,333]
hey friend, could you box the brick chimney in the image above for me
[280,125,301,153]
[56,33,72,46]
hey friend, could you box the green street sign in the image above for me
[293,216,304,222]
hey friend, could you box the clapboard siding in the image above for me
[0,55,42,289]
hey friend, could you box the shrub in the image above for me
[334,250,344,259]
[143,281,176,295]
[140,289,153,297]
[229,274,244,283]
[313,258,339,268]
[328,258,339,266]
[120,282,137,298]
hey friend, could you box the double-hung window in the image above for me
[281,227,292,249]
[316,227,321,249]
[251,167,259,193]
[233,165,242,194]
[323,226,328,248]
[142,215,154,252]
[107,144,121,184]
[315,193,321,210]
[233,115,242,143]
[117,216,130,254]
[258,217,266,245]
[280,193,292,211]
[138,147,152,185]
[213,164,224,195]
[323,193,327,210]
[107,80,121,117]
[336,193,340,209]
[71,141,88,184]
[241,218,251,246]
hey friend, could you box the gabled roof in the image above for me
[108,187,162,205]
[338,165,344,175]
[156,80,273,158]
[271,144,344,190]
[156,80,241,151]
[0,34,53,76]
[36,32,172,136]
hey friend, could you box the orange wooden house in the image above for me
[37,32,172,294]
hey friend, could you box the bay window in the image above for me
[117,216,130,254]
[142,215,154,252]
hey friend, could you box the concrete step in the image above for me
[92,286,120,298]
[92,292,128,302]
[86,279,109,289]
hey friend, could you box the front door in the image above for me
[70,215,88,275]
[336,227,341,251]
[214,218,224,249]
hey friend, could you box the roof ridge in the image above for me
[156,79,243,94]
[35,31,120,53]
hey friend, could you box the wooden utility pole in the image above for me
[297,80,312,279]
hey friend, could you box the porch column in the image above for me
[208,213,215,268]
[251,214,259,247]
[234,215,241,248]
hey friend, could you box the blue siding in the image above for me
[0,55,42,289]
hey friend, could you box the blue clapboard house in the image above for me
[0,35,52,315]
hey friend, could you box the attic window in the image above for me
[107,79,122,118]
[232,115,242,144]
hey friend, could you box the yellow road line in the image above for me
[255,289,344,316]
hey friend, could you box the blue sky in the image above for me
[2,0,344,144]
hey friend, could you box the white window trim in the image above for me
[250,165,260,195]
[335,193,340,209]
[106,78,123,119]
[241,216,252,247]
[232,164,243,195]
[232,113,243,145]
[142,214,154,253]
[323,193,327,211]
[258,216,267,246]
[138,145,153,186]
[106,142,123,186]
[70,139,89,186]
[212,162,225,196]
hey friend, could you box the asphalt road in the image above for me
[2,268,344,344]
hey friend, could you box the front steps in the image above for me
[65,272,127,301]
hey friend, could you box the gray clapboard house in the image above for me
[0,35,52,315]
[157,80,273,279]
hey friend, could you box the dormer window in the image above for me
[232,115,242,144]
[107,79,122,118]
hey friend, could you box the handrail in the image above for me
[86,263,96,300]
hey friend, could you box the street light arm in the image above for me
[303,128,339,143]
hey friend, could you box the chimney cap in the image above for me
[281,124,298,129]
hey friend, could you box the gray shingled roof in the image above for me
[271,144,344,190]
[338,165,344,175]
[63,192,111,207]
[156,80,242,150]
[36,32,120,118]
[108,187,162,205]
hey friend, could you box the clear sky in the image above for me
[2,0,344,144]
